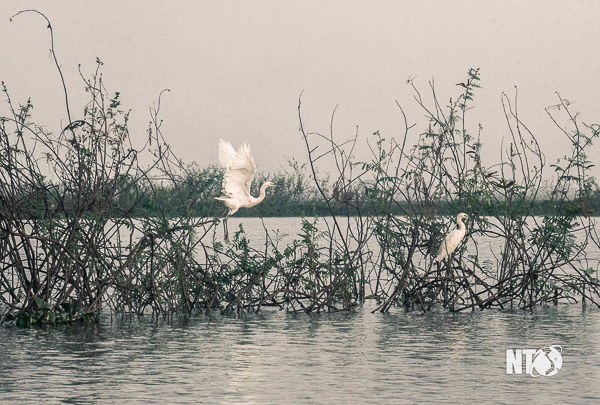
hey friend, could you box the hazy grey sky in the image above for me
[1,1,599,176]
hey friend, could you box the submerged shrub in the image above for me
[1,14,599,325]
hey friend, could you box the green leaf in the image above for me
[17,313,31,328]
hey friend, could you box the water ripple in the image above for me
[1,303,599,404]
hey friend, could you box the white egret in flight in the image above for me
[215,139,274,241]
[435,213,469,262]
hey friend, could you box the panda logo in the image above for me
[530,345,563,377]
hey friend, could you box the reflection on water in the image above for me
[1,302,599,404]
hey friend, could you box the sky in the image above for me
[1,0,599,177]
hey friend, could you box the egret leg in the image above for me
[223,217,230,244]
[430,260,445,311]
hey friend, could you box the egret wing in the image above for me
[445,229,461,254]
[223,143,256,199]
[436,238,448,260]
[436,229,460,261]
[218,139,236,168]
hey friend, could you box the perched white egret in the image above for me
[435,213,469,262]
[215,139,274,241]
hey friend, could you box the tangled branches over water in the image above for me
[1,27,600,326]
[297,68,600,314]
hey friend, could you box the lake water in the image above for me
[1,217,600,404]
[1,303,599,404]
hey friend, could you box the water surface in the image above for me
[1,303,599,404]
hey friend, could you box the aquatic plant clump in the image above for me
[297,68,600,313]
